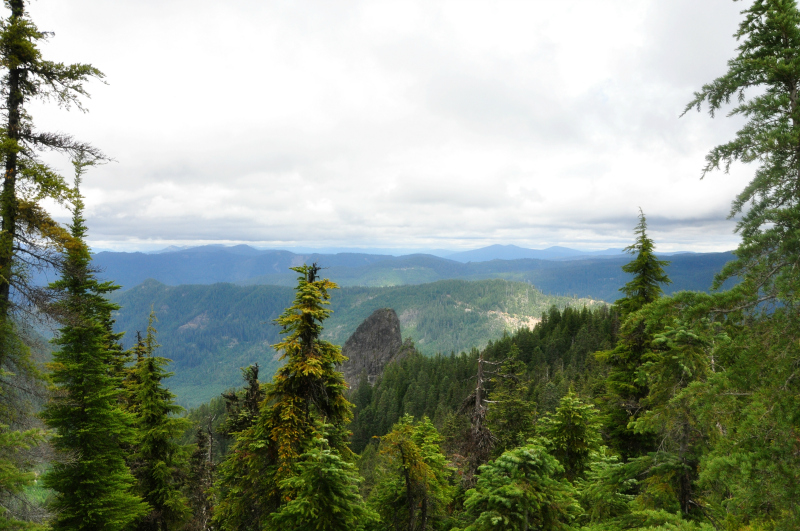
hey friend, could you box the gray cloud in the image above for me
[27,0,753,253]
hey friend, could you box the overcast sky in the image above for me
[29,0,752,253]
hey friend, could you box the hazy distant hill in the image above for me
[110,278,600,407]
[90,245,736,302]
[445,244,625,262]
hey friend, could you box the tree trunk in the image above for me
[0,0,25,325]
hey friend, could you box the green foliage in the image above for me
[535,392,601,483]
[127,313,190,531]
[350,305,618,457]
[41,175,147,530]
[219,364,264,437]
[182,427,215,531]
[271,434,378,531]
[486,345,536,456]
[369,415,453,531]
[692,309,800,529]
[460,441,580,531]
[595,213,671,460]
[685,0,800,307]
[0,404,44,530]
[213,265,354,531]
[110,279,604,406]
[0,0,103,324]
[615,210,671,317]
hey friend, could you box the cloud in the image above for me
[26,0,752,253]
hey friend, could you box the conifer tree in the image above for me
[535,392,602,483]
[615,209,671,317]
[41,159,147,530]
[0,380,44,529]
[219,364,264,437]
[370,415,453,531]
[461,441,580,531]
[682,2,800,526]
[271,432,378,531]
[128,312,190,531]
[0,0,104,327]
[183,428,215,531]
[486,345,536,456]
[596,211,670,459]
[213,264,353,530]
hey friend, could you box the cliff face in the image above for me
[340,308,403,389]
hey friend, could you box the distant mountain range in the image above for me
[444,244,627,262]
[83,244,735,303]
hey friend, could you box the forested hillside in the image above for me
[111,278,600,406]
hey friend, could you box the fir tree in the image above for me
[685,0,800,307]
[535,392,602,483]
[183,427,215,531]
[0,381,44,529]
[128,312,190,531]
[461,441,580,531]
[682,2,800,526]
[0,0,104,327]
[486,345,536,457]
[370,415,453,531]
[213,264,353,530]
[40,159,147,530]
[615,209,671,317]
[271,432,378,531]
[219,364,264,437]
[596,211,670,459]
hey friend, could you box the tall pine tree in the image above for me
[596,210,670,459]
[41,158,147,531]
[127,312,190,531]
[213,264,354,530]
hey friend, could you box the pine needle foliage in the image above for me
[684,0,800,308]
[0,0,105,328]
[0,378,44,530]
[271,433,377,531]
[370,415,453,531]
[127,312,190,531]
[615,209,671,317]
[262,264,353,478]
[535,392,602,483]
[41,161,147,531]
[460,441,580,531]
[213,264,354,530]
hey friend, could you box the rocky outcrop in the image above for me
[340,308,405,389]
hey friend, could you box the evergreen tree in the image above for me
[0,0,104,326]
[458,351,498,487]
[370,415,453,531]
[128,313,190,531]
[460,441,580,531]
[615,209,671,317]
[684,0,800,307]
[271,432,378,531]
[682,2,800,527]
[0,381,44,529]
[213,264,353,530]
[219,364,264,437]
[0,3,104,522]
[535,391,601,483]
[596,211,670,459]
[485,345,536,457]
[40,161,147,530]
[183,428,215,531]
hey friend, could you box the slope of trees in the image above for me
[110,278,602,406]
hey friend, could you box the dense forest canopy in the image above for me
[0,1,799,530]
